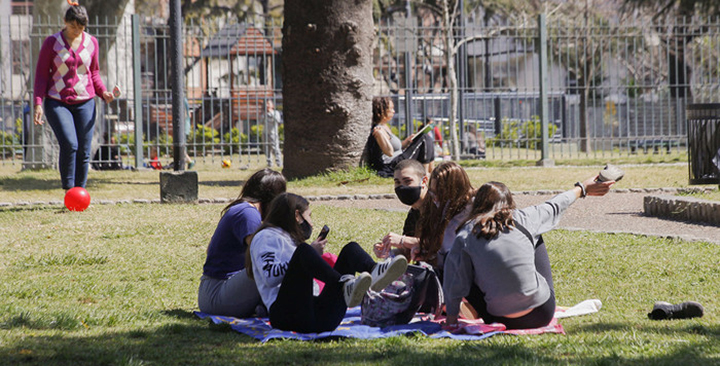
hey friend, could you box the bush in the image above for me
[117,133,137,155]
[0,130,17,157]
[188,125,219,155]
[488,116,557,149]
[222,127,248,155]
[0,118,22,158]
[250,124,263,139]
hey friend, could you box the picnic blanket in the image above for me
[194,299,601,342]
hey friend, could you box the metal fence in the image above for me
[1,13,719,168]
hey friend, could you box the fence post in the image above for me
[132,14,143,168]
[561,94,568,139]
[404,54,413,134]
[169,0,186,172]
[537,13,553,166]
[493,96,501,135]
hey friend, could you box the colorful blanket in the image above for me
[195,303,588,342]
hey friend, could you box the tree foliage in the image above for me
[134,0,284,24]
[620,0,719,18]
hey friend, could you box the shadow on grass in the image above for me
[0,322,547,366]
[161,308,197,320]
[575,321,720,338]
[0,176,60,191]
[0,205,65,213]
[88,178,245,188]
[198,179,245,188]
[2,318,719,366]
[1,175,163,191]
[88,178,159,186]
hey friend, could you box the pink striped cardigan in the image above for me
[33,30,107,106]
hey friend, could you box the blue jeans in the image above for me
[44,98,96,189]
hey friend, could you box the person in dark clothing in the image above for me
[373,159,427,259]
[92,133,123,170]
[364,96,433,177]
[247,193,408,333]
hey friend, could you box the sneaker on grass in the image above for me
[370,256,408,292]
[341,272,372,308]
[648,301,704,320]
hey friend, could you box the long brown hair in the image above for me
[222,168,286,219]
[246,193,309,279]
[416,161,474,263]
[462,182,516,239]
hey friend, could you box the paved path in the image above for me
[316,191,720,245]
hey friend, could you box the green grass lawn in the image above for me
[1,203,718,366]
[0,159,709,204]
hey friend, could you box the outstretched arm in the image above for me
[517,175,616,237]
[573,175,614,199]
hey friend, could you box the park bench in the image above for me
[629,139,679,154]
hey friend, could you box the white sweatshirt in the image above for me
[249,227,297,309]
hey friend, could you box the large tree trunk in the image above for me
[282,0,374,179]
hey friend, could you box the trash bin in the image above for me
[687,103,720,185]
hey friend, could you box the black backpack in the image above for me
[361,262,444,327]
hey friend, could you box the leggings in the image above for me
[389,132,434,166]
[269,242,376,333]
[465,235,556,329]
[44,98,97,189]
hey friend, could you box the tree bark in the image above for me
[443,0,461,160]
[282,0,374,179]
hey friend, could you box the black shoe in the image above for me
[648,301,704,320]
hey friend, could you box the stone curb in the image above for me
[644,195,720,226]
[0,186,716,210]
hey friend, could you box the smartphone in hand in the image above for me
[317,225,330,240]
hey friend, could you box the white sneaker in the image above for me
[341,272,371,308]
[370,256,408,291]
[598,164,625,182]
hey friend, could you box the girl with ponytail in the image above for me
[443,177,615,330]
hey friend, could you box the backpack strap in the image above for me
[514,222,539,249]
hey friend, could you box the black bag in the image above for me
[360,262,443,327]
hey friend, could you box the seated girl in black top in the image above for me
[365,96,433,177]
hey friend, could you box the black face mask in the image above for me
[300,220,313,240]
[395,185,422,206]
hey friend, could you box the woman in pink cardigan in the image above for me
[33,4,114,190]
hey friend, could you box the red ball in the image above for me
[64,187,91,212]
